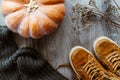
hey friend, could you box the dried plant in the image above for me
[105,0,120,27]
[71,0,120,32]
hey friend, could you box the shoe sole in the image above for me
[93,36,120,57]
[69,46,93,77]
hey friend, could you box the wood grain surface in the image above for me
[1,0,120,80]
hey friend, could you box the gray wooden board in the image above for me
[0,0,120,80]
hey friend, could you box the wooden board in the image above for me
[1,0,120,80]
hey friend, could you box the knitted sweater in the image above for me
[0,26,68,80]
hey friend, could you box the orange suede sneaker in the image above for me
[69,46,120,80]
[94,36,120,77]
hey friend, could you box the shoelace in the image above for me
[106,50,120,76]
[80,56,112,80]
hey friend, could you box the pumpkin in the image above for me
[1,0,65,39]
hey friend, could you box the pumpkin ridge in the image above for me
[35,11,57,35]
[17,9,29,33]
[1,1,24,16]
[18,15,30,38]
[37,0,64,5]
[42,12,58,32]
[38,5,64,23]
[38,10,59,25]
[29,13,43,38]
[38,4,65,14]
[34,11,46,35]
[35,12,47,35]
[37,2,64,5]
[4,0,29,4]
[5,9,26,32]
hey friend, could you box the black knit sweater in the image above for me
[0,26,68,80]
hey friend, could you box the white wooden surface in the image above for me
[1,0,120,80]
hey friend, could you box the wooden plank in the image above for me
[104,0,120,45]
[0,0,120,80]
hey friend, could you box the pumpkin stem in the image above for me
[25,0,38,13]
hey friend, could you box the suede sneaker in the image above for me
[69,46,120,80]
[94,36,120,77]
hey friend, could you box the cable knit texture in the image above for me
[0,26,68,80]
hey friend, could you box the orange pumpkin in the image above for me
[1,0,65,39]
